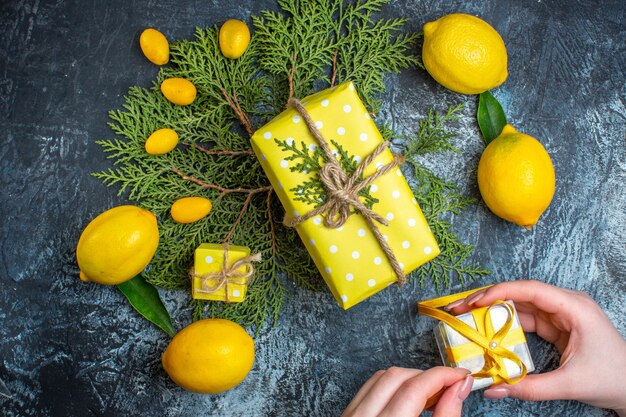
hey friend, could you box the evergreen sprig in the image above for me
[94,0,487,332]
[403,104,491,291]
[275,138,378,208]
[253,0,420,112]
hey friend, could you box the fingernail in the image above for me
[453,367,472,375]
[444,299,464,311]
[457,376,474,401]
[466,290,486,306]
[483,387,510,399]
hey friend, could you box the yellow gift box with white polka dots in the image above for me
[192,243,250,302]
[251,82,440,309]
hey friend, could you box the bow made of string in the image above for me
[418,287,527,385]
[284,96,406,284]
[191,246,262,303]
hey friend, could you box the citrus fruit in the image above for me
[139,28,169,65]
[477,124,555,228]
[160,78,197,106]
[145,128,179,155]
[219,19,250,59]
[422,13,508,94]
[76,205,159,285]
[170,196,212,223]
[162,319,254,394]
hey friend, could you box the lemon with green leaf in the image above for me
[478,125,555,228]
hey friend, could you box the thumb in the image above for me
[484,370,572,402]
[432,376,473,417]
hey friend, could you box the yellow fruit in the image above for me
[477,125,555,227]
[160,78,197,106]
[422,13,508,94]
[219,19,250,59]
[170,197,212,223]
[145,128,179,155]
[162,319,254,394]
[76,205,159,285]
[139,28,169,65]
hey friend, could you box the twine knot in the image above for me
[191,245,262,303]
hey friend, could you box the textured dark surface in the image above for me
[1,0,625,416]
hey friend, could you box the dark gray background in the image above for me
[1,0,624,416]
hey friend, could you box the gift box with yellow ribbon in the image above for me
[251,82,440,309]
[191,243,261,303]
[419,286,535,390]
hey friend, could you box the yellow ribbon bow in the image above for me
[418,286,528,385]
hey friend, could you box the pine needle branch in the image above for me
[403,105,491,290]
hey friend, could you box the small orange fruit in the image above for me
[139,28,169,65]
[160,78,197,106]
[219,19,251,59]
[145,128,179,155]
[170,197,212,223]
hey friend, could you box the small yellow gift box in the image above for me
[251,82,440,309]
[192,243,253,303]
[419,287,535,390]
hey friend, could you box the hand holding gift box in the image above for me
[251,82,440,309]
[418,286,535,392]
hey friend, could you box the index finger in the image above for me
[378,367,470,416]
[465,280,577,316]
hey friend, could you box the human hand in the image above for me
[446,280,626,416]
[341,366,473,417]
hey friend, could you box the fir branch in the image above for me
[170,167,272,200]
[275,138,378,209]
[253,0,418,112]
[402,105,491,290]
[181,141,255,156]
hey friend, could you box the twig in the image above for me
[223,192,255,243]
[182,141,255,156]
[220,86,254,136]
[266,189,277,254]
[330,49,338,87]
[288,53,297,100]
[171,168,272,200]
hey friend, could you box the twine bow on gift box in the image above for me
[418,286,528,385]
[283,96,407,284]
[190,244,262,303]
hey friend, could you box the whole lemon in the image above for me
[219,19,250,59]
[477,125,555,228]
[162,319,254,394]
[76,205,159,285]
[422,13,508,94]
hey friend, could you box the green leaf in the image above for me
[477,91,507,145]
[117,275,176,337]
